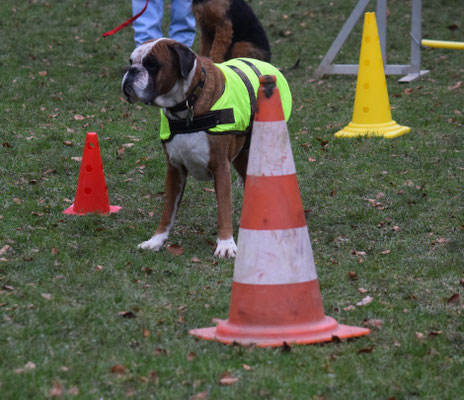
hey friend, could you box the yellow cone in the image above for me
[335,12,410,139]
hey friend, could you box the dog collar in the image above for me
[167,67,206,123]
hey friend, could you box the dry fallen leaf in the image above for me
[49,381,63,398]
[381,249,391,255]
[191,391,208,400]
[363,319,383,329]
[416,332,424,341]
[154,348,167,356]
[347,271,358,280]
[358,345,375,353]
[187,352,197,361]
[242,364,252,371]
[308,157,316,162]
[219,371,239,386]
[15,361,36,374]
[356,296,373,306]
[0,245,11,255]
[67,386,79,396]
[148,370,159,385]
[73,114,85,121]
[166,244,184,256]
[118,311,136,319]
[41,293,52,300]
[448,81,462,90]
[110,364,127,375]
[447,293,460,305]
[281,341,292,352]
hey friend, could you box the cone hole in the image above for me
[363,83,370,90]
[87,142,95,150]
[364,59,370,66]
[363,107,370,113]
[86,164,93,173]
[365,35,371,43]
[84,187,92,195]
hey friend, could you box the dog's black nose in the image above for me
[127,66,140,77]
[122,77,135,103]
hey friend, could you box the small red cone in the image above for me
[189,75,370,347]
[63,132,121,215]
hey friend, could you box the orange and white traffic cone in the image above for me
[190,75,370,347]
[63,132,121,215]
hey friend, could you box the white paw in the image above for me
[214,237,237,258]
[137,232,169,251]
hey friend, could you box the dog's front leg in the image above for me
[138,162,187,251]
[212,162,237,258]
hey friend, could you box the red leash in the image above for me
[103,0,149,37]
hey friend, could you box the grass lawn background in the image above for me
[1,0,463,398]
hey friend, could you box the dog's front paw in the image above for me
[137,232,169,251]
[215,237,237,258]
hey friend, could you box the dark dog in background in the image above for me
[192,0,271,63]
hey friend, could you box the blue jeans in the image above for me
[132,0,196,47]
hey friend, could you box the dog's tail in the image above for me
[278,57,301,73]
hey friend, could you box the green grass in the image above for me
[1,0,463,398]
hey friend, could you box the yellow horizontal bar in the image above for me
[422,39,464,50]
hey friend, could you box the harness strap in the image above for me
[165,109,235,138]
[167,67,207,114]
[228,59,262,150]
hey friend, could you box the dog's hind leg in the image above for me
[209,20,233,63]
[138,162,187,251]
[198,27,212,57]
[232,147,248,185]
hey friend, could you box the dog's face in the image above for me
[122,39,197,108]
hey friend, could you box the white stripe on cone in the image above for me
[246,120,296,177]
[234,227,318,285]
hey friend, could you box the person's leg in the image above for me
[132,0,164,46]
[169,0,196,47]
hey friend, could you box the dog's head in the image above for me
[122,39,197,108]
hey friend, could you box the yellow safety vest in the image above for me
[160,58,292,141]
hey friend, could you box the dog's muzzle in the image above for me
[122,67,139,104]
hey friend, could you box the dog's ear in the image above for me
[169,43,196,79]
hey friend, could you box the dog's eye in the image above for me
[129,58,133,65]
[143,55,159,73]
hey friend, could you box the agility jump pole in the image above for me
[422,39,464,50]
[315,0,429,82]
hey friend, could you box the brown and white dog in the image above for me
[122,38,250,258]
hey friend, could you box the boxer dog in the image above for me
[122,38,291,258]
